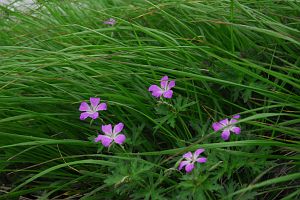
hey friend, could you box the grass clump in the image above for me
[0,0,299,199]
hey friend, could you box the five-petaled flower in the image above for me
[212,114,241,141]
[148,76,175,98]
[178,148,207,173]
[104,18,116,26]
[79,97,107,120]
[95,123,126,147]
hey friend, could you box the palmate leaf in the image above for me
[104,159,153,194]
[131,187,168,200]
[177,172,222,199]
[154,96,197,128]
[218,180,257,200]
[130,174,168,200]
[174,189,206,200]
[154,115,176,129]
[173,96,197,112]
[155,104,170,115]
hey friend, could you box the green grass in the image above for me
[0,0,299,199]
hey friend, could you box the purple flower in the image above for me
[95,123,126,147]
[79,97,107,120]
[104,18,116,25]
[148,76,175,98]
[212,114,241,141]
[178,148,207,173]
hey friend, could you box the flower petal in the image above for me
[149,85,163,98]
[104,18,116,25]
[212,122,223,131]
[183,152,193,159]
[178,161,190,170]
[229,118,238,124]
[152,90,164,98]
[102,124,113,135]
[233,114,240,119]
[185,163,195,173]
[94,135,104,142]
[90,112,99,120]
[90,97,100,108]
[160,76,169,88]
[114,134,126,145]
[113,123,124,134]
[163,90,173,98]
[167,80,175,89]
[231,126,241,135]
[194,148,205,158]
[79,102,90,111]
[219,118,229,126]
[80,112,90,120]
[101,136,113,147]
[221,129,231,140]
[96,103,107,111]
[148,84,160,92]
[196,157,207,163]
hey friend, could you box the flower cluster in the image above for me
[79,97,126,147]
[147,75,242,173]
[78,19,122,148]
[79,74,242,174]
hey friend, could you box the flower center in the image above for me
[186,154,197,164]
[112,132,117,138]
[88,105,98,113]
[164,84,168,91]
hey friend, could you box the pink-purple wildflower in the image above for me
[212,114,241,141]
[104,18,116,25]
[148,76,175,99]
[95,123,126,147]
[79,97,107,120]
[178,148,207,173]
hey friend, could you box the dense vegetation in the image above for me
[0,0,299,199]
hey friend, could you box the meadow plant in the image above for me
[148,76,175,99]
[95,123,126,147]
[1,1,299,199]
[79,97,107,120]
[178,148,207,173]
[212,114,241,140]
